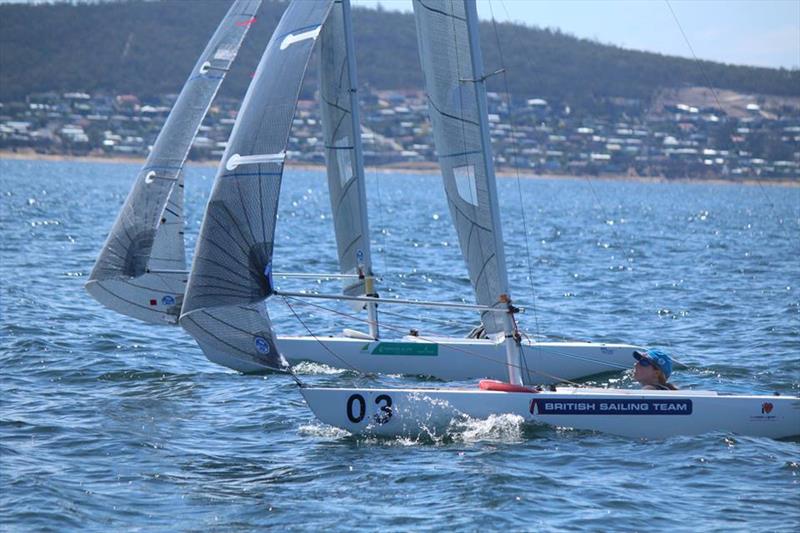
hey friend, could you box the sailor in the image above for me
[632,349,678,390]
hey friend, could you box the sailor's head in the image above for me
[633,348,673,380]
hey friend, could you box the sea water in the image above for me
[1,159,798,531]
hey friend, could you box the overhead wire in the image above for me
[663,0,788,239]
[489,0,542,338]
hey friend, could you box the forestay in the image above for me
[180,0,335,371]
[319,1,373,298]
[413,0,510,334]
[86,0,261,324]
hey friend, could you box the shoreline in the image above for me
[1,150,796,187]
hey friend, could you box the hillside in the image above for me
[1,0,798,111]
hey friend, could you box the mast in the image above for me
[463,0,524,385]
[341,0,379,339]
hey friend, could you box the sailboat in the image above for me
[85,0,262,322]
[179,0,799,440]
[86,0,637,384]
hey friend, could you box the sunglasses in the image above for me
[637,358,655,368]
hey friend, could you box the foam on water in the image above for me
[291,361,347,376]
[449,413,526,443]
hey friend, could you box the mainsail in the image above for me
[86,0,261,324]
[180,0,335,371]
[412,0,510,334]
[319,0,373,299]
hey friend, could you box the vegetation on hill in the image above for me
[1,0,797,111]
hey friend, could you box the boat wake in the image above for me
[448,413,526,443]
[303,411,528,446]
[298,422,351,439]
[292,361,349,375]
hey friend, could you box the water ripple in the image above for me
[1,160,798,530]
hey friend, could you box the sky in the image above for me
[2,0,798,69]
[355,0,800,69]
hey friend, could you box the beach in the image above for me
[2,149,796,187]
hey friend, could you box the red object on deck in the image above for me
[236,17,257,27]
[478,379,538,393]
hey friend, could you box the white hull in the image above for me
[206,335,639,383]
[301,386,800,440]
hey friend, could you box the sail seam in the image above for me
[426,94,479,127]
[416,0,467,22]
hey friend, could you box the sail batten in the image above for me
[86,0,261,325]
[181,0,335,371]
[412,0,510,334]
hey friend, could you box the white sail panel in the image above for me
[412,0,510,333]
[85,170,186,323]
[86,0,261,324]
[180,0,335,371]
[319,2,373,298]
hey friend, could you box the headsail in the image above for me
[412,0,510,334]
[319,0,373,298]
[180,0,335,371]
[86,0,261,324]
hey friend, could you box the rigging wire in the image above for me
[662,0,790,368]
[489,2,690,362]
[280,294,630,384]
[447,0,516,335]
[378,306,480,331]
[489,0,541,337]
[484,3,698,378]
[280,295,364,375]
[372,165,391,277]
[663,0,788,239]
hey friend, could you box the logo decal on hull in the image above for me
[530,398,693,415]
[370,342,438,356]
[751,401,777,422]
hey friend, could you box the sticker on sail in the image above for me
[280,25,322,50]
[236,17,256,27]
[529,398,693,415]
[213,44,238,62]
[161,295,176,306]
[254,336,271,355]
[226,152,286,171]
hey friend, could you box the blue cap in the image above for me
[633,349,673,379]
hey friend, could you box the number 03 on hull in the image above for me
[300,387,800,440]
